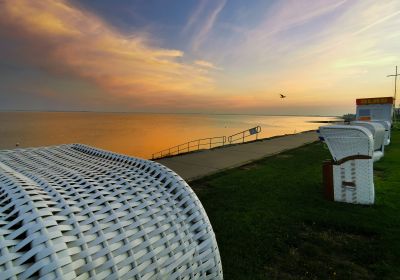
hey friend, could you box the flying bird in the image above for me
[280,94,286,99]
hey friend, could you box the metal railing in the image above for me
[152,126,262,160]
[152,136,226,159]
[227,126,261,144]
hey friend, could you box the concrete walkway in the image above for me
[156,131,318,181]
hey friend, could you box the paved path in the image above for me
[156,131,318,181]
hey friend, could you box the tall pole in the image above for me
[387,66,399,122]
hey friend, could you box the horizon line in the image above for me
[0,109,341,118]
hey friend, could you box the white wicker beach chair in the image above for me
[0,144,223,280]
[370,120,391,146]
[318,125,375,205]
[350,121,385,161]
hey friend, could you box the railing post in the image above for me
[153,130,254,159]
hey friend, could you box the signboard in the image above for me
[356,97,394,105]
[249,127,258,135]
[356,96,394,123]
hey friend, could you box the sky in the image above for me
[0,0,399,115]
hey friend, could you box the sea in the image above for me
[0,112,338,159]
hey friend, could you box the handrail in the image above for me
[227,126,261,144]
[152,136,226,159]
[152,126,262,160]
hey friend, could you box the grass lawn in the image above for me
[192,129,400,279]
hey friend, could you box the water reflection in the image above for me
[0,112,338,159]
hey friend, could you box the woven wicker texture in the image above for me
[319,125,375,205]
[371,120,391,146]
[0,144,223,280]
[318,125,373,162]
[332,159,374,204]
[350,121,385,152]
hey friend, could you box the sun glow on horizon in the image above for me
[0,0,399,115]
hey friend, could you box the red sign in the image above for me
[356,97,394,105]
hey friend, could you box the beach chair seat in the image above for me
[318,125,375,205]
[0,144,223,280]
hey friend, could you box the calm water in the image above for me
[0,112,338,159]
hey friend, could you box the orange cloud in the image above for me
[0,0,216,102]
[1,0,398,115]
[0,0,296,113]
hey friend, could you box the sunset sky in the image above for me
[0,0,399,115]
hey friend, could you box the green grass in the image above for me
[192,129,400,279]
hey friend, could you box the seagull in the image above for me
[280,94,286,99]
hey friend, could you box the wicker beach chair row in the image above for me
[318,120,390,205]
[0,144,223,279]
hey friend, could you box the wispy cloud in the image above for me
[1,0,400,114]
[253,0,347,39]
[0,0,218,108]
[201,0,400,110]
[353,9,400,36]
[182,0,209,34]
[0,0,273,112]
[184,0,227,52]
[194,60,222,71]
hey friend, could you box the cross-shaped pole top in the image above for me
[387,66,399,96]
[387,66,399,121]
